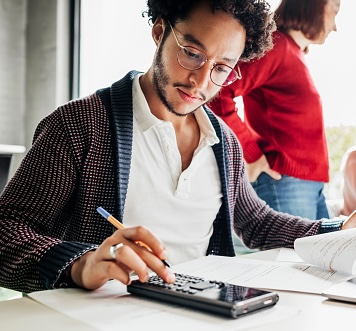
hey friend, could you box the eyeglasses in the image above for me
[168,21,241,87]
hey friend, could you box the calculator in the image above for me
[127,273,279,318]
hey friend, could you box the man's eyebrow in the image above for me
[183,33,206,50]
[182,32,238,65]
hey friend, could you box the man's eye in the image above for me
[183,47,201,60]
[214,64,229,74]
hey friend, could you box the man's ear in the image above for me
[152,18,165,46]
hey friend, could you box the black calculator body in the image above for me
[127,273,279,318]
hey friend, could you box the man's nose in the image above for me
[188,63,211,89]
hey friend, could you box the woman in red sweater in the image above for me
[209,0,340,220]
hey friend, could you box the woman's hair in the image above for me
[143,0,276,61]
[275,0,327,40]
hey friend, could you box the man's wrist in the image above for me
[55,261,77,288]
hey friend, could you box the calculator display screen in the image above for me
[195,283,270,303]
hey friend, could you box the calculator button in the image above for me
[190,282,216,290]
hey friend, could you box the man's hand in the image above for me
[341,210,356,230]
[246,154,282,182]
[70,226,175,290]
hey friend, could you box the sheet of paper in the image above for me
[322,278,356,303]
[294,228,356,275]
[29,280,298,331]
[172,255,351,294]
[276,248,304,262]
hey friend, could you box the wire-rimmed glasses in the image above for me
[168,21,241,87]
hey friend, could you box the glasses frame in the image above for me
[167,21,241,87]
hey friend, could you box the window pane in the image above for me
[79,0,155,97]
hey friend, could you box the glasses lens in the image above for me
[178,46,206,70]
[211,65,239,86]
[176,42,240,87]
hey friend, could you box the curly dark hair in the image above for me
[143,0,276,61]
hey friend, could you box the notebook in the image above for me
[322,278,356,303]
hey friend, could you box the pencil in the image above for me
[97,207,170,268]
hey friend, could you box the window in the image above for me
[78,0,356,199]
[79,0,155,97]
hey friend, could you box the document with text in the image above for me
[294,228,356,276]
[173,250,352,294]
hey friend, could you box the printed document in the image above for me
[294,228,356,275]
[174,229,356,294]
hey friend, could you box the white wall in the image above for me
[0,0,27,147]
[0,0,70,176]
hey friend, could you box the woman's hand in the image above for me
[70,226,175,290]
[246,154,282,182]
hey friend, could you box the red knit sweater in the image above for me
[209,31,329,182]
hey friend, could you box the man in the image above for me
[0,0,355,294]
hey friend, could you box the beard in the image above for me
[152,43,207,117]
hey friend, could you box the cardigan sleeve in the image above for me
[0,108,95,293]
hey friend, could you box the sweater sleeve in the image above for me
[209,32,287,163]
[209,81,263,163]
[0,109,95,293]
[318,218,345,233]
[40,242,98,289]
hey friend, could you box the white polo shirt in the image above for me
[123,75,223,265]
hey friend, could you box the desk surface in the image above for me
[1,249,356,330]
[0,295,96,330]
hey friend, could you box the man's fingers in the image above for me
[105,243,150,282]
[79,226,175,289]
[113,226,168,262]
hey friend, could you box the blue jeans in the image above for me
[251,173,329,219]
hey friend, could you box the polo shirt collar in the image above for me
[132,74,219,145]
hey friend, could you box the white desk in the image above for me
[1,249,356,330]
[0,297,96,330]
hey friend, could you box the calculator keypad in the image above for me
[144,273,221,294]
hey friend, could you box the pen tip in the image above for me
[163,260,171,268]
